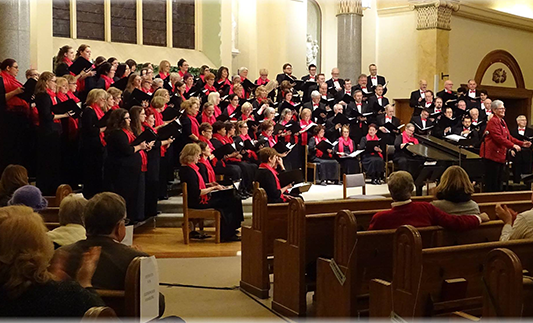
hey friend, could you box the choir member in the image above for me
[377,104,400,146]
[125,59,137,73]
[467,79,479,98]
[335,79,353,104]
[452,115,479,148]
[262,107,276,124]
[207,92,222,117]
[180,98,200,145]
[510,115,533,184]
[411,109,434,136]
[421,90,435,111]
[367,84,389,115]
[481,100,531,192]
[480,98,492,120]
[199,102,216,125]
[104,108,152,222]
[149,96,167,129]
[302,64,317,81]
[106,87,122,110]
[198,65,210,86]
[277,80,294,103]
[360,124,385,184]
[64,75,80,102]
[431,97,444,117]
[151,78,164,93]
[367,64,387,95]
[88,62,114,91]
[171,80,186,109]
[252,85,269,113]
[179,143,243,242]
[210,121,245,194]
[434,107,456,138]
[115,63,131,82]
[436,80,457,108]
[34,72,72,195]
[455,100,468,119]
[232,83,246,101]
[277,108,300,170]
[177,58,189,78]
[255,147,296,203]
[54,45,76,76]
[238,67,252,98]
[203,73,217,97]
[215,66,231,95]
[325,104,344,142]
[409,79,428,116]
[394,123,425,181]
[258,120,277,148]
[25,69,39,80]
[197,141,217,185]
[326,67,345,94]
[240,102,255,121]
[234,120,258,164]
[107,57,119,68]
[351,74,372,102]
[56,77,79,187]
[333,125,360,174]
[0,58,34,171]
[141,76,153,95]
[303,91,326,124]
[225,122,257,195]
[255,68,270,86]
[308,125,339,185]
[299,108,314,149]
[156,60,171,81]
[80,89,107,199]
[275,63,297,85]
[123,73,142,103]
[346,90,370,143]
[469,108,486,134]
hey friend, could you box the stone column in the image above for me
[0,0,30,82]
[410,0,460,91]
[337,0,363,81]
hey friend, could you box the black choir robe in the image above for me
[366,75,387,94]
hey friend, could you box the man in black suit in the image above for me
[467,79,479,99]
[510,115,533,183]
[367,84,389,115]
[367,64,387,95]
[326,67,345,96]
[335,79,353,104]
[346,90,370,143]
[455,100,469,119]
[434,107,456,138]
[451,115,480,151]
[305,73,326,101]
[411,109,434,135]
[436,80,457,109]
[351,74,372,102]
[377,104,400,146]
[325,104,345,142]
[302,64,317,82]
[275,63,297,85]
[303,90,327,125]
[409,79,428,116]
[467,89,488,110]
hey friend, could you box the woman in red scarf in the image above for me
[64,75,81,102]
[225,94,240,118]
[97,62,115,90]
[54,45,76,77]
[34,72,72,195]
[123,74,142,102]
[0,59,35,171]
[199,103,216,125]
[177,58,189,78]
[360,124,385,185]
[179,99,200,146]
[104,108,152,223]
[254,68,270,86]
[173,80,187,109]
[80,89,109,198]
[74,44,96,98]
[333,125,360,175]
[106,88,121,110]
[157,60,171,81]
[203,73,217,96]
[183,73,195,97]
[255,147,294,203]
[215,66,231,95]
[234,120,259,164]
[308,125,340,185]
[240,102,254,121]
[252,86,271,113]
[258,121,277,148]
[298,108,315,147]
[207,92,222,117]
[179,143,243,242]
[393,123,425,183]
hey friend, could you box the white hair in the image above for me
[491,100,504,112]
[264,107,276,118]
[311,90,321,98]
[239,67,248,74]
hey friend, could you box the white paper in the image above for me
[292,182,309,189]
[301,122,317,132]
[121,225,134,246]
[363,112,374,116]
[286,143,296,150]
[140,256,160,322]
[338,149,364,158]
[445,134,465,142]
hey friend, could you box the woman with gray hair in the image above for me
[47,194,88,249]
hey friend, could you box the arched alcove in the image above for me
[474,50,526,89]
[307,0,322,71]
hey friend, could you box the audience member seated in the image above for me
[0,164,29,207]
[496,192,533,241]
[255,147,295,203]
[431,166,487,216]
[0,206,104,317]
[47,194,88,249]
[179,144,243,242]
[8,185,48,211]
[368,171,484,230]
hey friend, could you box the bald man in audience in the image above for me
[409,79,428,116]
[368,171,485,230]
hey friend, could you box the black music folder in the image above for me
[157,119,182,140]
[110,77,128,91]
[278,169,304,188]
[52,99,82,118]
[364,140,382,154]
[132,128,157,146]
[130,89,153,105]
[213,143,236,159]
[97,109,113,128]
[316,140,336,153]
[162,107,181,121]
[17,78,37,102]
[69,57,93,75]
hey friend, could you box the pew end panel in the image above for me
[316,210,358,318]
[369,279,393,318]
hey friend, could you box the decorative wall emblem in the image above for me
[492,68,507,84]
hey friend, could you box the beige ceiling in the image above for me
[376,0,533,19]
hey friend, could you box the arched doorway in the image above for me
[469,50,533,125]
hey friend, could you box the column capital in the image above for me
[409,0,460,30]
[338,0,363,16]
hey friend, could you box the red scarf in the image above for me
[402,131,419,144]
[179,70,185,78]
[217,78,231,87]
[57,91,68,102]
[366,133,383,158]
[300,119,312,146]
[199,157,216,183]
[158,72,169,79]
[200,74,205,82]
[213,133,231,144]
[204,84,216,94]
[101,75,114,90]
[239,134,258,161]
[188,163,209,205]
[262,131,277,147]
[57,91,79,139]
[314,136,326,158]
[259,163,287,202]
[1,71,29,112]
[213,105,221,117]
[338,136,353,153]
[92,105,107,146]
[241,114,254,121]
[151,107,163,127]
[46,89,61,125]
[66,91,80,103]
[64,57,73,67]
[199,135,222,167]
[201,112,216,125]
[188,114,200,137]
[227,105,237,117]
[256,78,270,86]
[123,128,147,172]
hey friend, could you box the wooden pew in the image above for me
[315,220,505,318]
[43,184,73,207]
[370,226,533,319]
[240,187,532,299]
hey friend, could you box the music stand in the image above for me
[414,165,446,196]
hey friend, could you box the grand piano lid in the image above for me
[407,134,480,160]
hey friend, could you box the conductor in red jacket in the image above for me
[480,100,531,192]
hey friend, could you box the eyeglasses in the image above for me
[122,218,130,225]
[124,116,131,120]
[12,66,19,69]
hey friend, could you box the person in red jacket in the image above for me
[369,171,486,231]
[480,100,531,192]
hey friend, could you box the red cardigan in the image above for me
[480,115,523,164]
[368,201,480,231]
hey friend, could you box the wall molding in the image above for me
[453,4,533,33]
[377,5,411,16]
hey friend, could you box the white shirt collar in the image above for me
[391,199,412,207]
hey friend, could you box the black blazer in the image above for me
[436,89,457,108]
[346,101,370,118]
[276,73,297,85]
[35,92,61,136]
[55,62,70,77]
[510,127,533,141]
[255,168,284,203]
[80,107,103,152]
[366,75,387,94]
[351,84,372,102]
[105,129,142,171]
[409,89,425,108]
[411,116,434,135]
[326,78,345,93]
[367,94,390,114]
